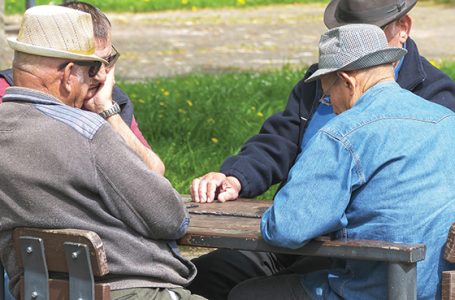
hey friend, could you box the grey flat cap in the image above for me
[305,24,407,83]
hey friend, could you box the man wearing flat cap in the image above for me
[231,23,455,300]
[0,5,205,299]
[189,0,455,299]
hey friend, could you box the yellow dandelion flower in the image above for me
[181,0,189,4]
[162,90,170,97]
[186,100,193,107]
[211,137,219,144]
[192,6,198,12]
[237,0,246,5]
[257,112,264,117]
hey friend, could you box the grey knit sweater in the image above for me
[0,87,196,296]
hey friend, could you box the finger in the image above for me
[198,178,208,203]
[190,178,201,202]
[217,189,239,202]
[206,181,218,203]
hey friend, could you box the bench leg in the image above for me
[388,262,417,300]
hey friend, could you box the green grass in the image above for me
[118,66,306,199]
[6,0,328,14]
[118,62,455,200]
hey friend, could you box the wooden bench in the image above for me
[443,223,455,300]
[12,228,110,300]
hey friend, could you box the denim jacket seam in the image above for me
[321,130,366,185]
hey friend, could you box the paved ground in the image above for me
[3,2,455,80]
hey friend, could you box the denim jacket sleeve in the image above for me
[261,130,363,249]
[220,64,320,198]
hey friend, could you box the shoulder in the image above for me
[37,104,106,140]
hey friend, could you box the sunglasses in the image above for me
[104,45,120,70]
[58,60,103,78]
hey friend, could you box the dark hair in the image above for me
[62,1,111,41]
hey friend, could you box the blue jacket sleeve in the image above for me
[261,131,363,249]
[220,64,321,198]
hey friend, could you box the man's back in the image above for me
[291,81,455,299]
[0,87,196,296]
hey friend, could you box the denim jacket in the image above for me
[261,81,455,299]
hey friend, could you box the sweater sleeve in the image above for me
[91,124,188,240]
[220,65,320,198]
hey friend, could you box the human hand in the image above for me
[190,172,241,203]
[84,66,116,113]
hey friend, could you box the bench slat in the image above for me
[13,228,108,277]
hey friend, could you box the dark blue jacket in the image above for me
[0,69,134,126]
[220,38,455,198]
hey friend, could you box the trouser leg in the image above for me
[111,287,207,300]
[227,274,311,300]
[187,249,298,300]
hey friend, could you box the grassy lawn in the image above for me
[118,66,306,199]
[6,0,328,14]
[119,62,455,200]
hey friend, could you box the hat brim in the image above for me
[324,0,417,29]
[305,47,407,83]
[8,38,108,64]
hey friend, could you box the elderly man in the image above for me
[230,23,455,300]
[188,0,455,298]
[0,1,165,175]
[0,6,204,300]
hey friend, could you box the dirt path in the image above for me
[4,2,455,80]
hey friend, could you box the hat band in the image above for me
[67,47,96,55]
[336,0,406,23]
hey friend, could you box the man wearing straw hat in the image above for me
[0,1,166,175]
[229,23,455,300]
[189,1,455,299]
[0,5,205,300]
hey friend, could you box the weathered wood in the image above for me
[14,228,111,300]
[13,228,108,277]
[181,199,426,263]
[442,271,455,300]
[445,223,455,263]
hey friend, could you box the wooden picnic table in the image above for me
[179,196,426,300]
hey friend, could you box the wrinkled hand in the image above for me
[190,172,241,203]
[84,66,116,113]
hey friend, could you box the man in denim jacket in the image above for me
[229,23,455,300]
[189,0,455,299]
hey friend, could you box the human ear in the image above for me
[397,15,412,44]
[61,62,74,94]
[338,71,355,91]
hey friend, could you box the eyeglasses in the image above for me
[58,60,103,78]
[319,77,339,106]
[104,45,120,70]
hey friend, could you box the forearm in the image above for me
[106,114,165,175]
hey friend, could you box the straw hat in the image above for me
[8,5,107,64]
[324,0,417,29]
[305,24,407,83]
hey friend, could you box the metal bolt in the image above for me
[71,251,78,259]
[26,246,33,254]
[31,291,38,298]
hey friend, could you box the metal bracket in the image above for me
[64,242,94,300]
[18,237,49,300]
